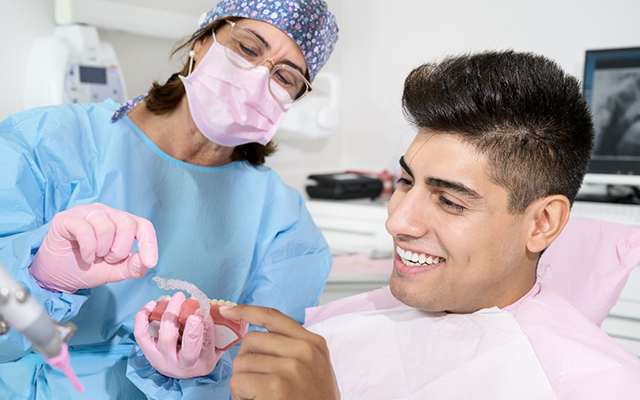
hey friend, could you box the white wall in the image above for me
[96,29,181,99]
[290,0,640,192]
[270,0,640,193]
[0,1,56,119]
[3,0,640,194]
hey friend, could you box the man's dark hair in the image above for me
[402,50,594,213]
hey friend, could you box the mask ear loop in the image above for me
[187,50,195,75]
[187,29,218,76]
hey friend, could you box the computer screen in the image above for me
[583,47,640,186]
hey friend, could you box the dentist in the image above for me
[0,1,338,399]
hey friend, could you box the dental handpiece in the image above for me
[0,263,77,358]
[0,262,83,391]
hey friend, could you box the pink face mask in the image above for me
[179,37,291,147]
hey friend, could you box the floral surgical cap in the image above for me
[200,0,339,82]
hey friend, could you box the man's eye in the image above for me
[439,196,465,212]
[396,177,413,188]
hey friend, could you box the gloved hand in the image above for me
[29,203,158,293]
[134,291,223,379]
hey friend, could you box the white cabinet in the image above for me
[306,199,392,305]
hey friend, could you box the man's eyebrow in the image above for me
[426,177,483,200]
[246,28,306,76]
[399,156,414,178]
[400,156,482,200]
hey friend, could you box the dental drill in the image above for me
[0,262,84,392]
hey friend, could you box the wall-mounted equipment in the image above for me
[23,24,126,109]
[277,72,341,141]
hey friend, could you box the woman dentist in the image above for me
[0,0,338,399]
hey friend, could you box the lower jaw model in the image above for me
[148,277,248,351]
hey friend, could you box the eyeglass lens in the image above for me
[223,23,310,103]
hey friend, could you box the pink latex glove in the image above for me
[30,203,158,293]
[134,291,224,379]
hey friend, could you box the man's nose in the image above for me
[385,190,430,240]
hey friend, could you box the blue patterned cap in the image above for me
[200,0,338,82]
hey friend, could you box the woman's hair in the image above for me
[143,19,277,166]
[402,50,595,214]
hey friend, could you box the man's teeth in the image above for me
[396,246,444,266]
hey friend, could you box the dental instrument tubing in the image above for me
[153,277,210,317]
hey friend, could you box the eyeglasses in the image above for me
[219,20,312,105]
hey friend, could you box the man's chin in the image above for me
[389,278,442,312]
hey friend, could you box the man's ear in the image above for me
[526,195,571,253]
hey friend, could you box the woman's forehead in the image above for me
[233,18,306,69]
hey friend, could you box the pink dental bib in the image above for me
[307,305,556,400]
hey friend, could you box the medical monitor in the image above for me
[582,47,640,187]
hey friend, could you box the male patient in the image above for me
[220,50,640,399]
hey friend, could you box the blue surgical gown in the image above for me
[0,99,332,399]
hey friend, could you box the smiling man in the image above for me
[389,138,541,314]
[220,51,640,400]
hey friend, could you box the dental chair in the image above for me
[537,217,640,355]
[306,217,640,356]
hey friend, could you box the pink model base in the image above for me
[149,298,248,351]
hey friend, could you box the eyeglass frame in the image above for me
[215,19,314,104]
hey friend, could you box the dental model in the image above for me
[149,277,248,351]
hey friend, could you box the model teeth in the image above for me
[210,299,237,306]
[396,246,444,266]
[154,295,237,307]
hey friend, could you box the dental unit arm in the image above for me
[0,262,84,392]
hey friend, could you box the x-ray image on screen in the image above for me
[582,48,640,189]
[591,68,640,157]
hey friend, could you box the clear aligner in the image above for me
[152,277,210,318]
